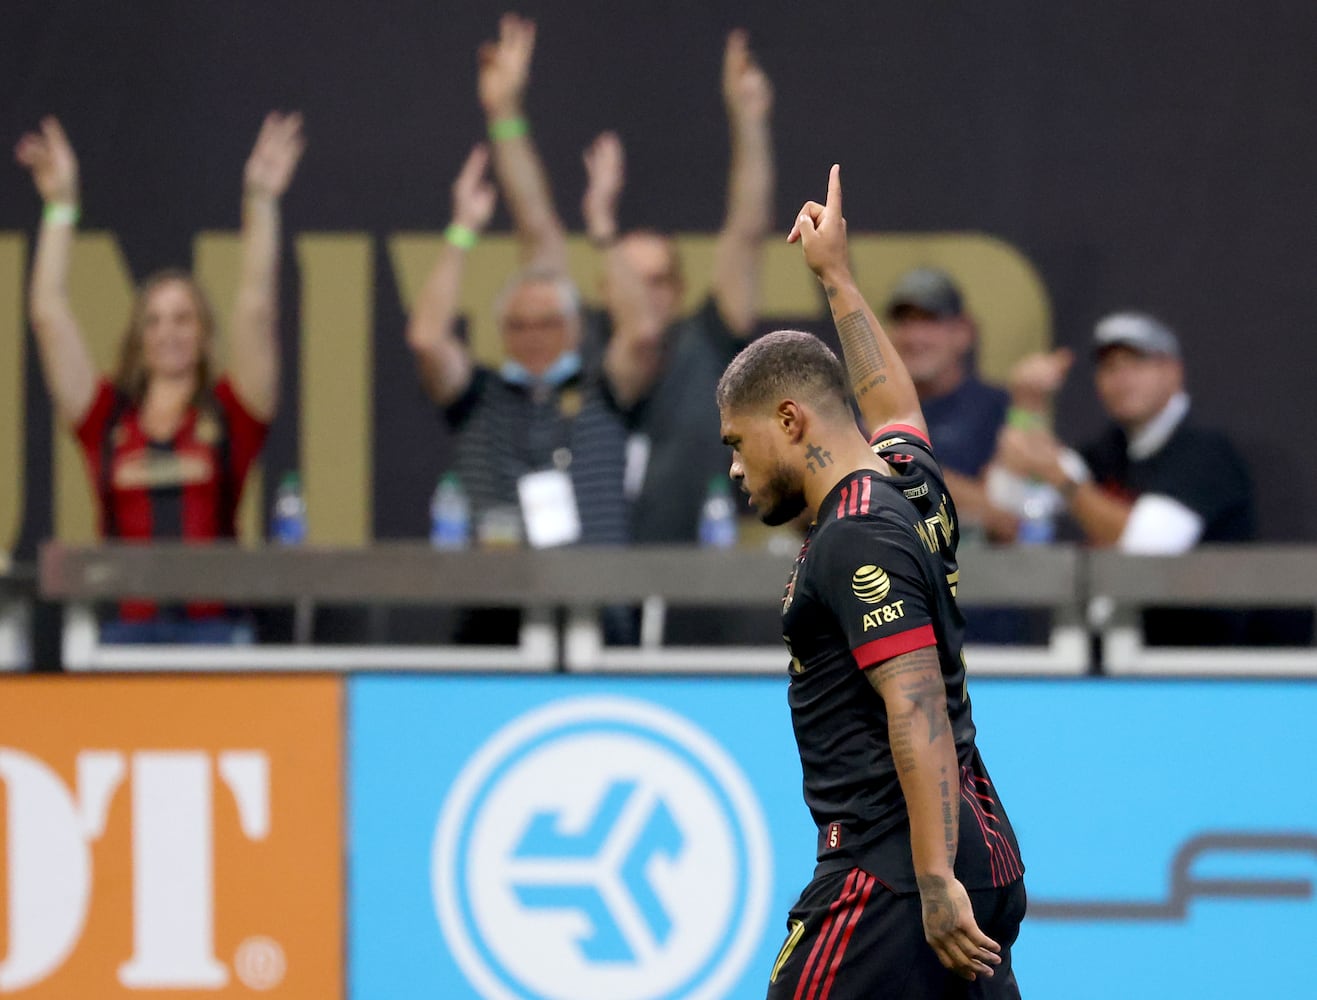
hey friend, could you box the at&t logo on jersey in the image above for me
[432,696,772,1000]
[851,565,891,604]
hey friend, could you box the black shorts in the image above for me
[765,868,1027,1000]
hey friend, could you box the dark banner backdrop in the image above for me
[3,0,1316,554]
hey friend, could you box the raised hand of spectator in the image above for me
[581,131,624,245]
[452,143,498,233]
[478,13,536,120]
[1009,348,1074,415]
[243,111,306,201]
[15,116,79,205]
[723,28,773,124]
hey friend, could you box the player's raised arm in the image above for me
[789,165,926,439]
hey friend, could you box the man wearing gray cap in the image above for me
[885,268,1016,542]
[995,311,1255,641]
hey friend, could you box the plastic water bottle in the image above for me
[698,476,738,548]
[1002,407,1060,545]
[1016,480,1059,544]
[271,471,307,545]
[429,472,470,550]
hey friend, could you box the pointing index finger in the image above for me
[826,163,842,215]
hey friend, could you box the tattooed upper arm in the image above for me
[866,645,950,772]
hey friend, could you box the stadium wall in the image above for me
[2,673,1313,998]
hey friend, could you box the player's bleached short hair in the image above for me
[716,330,850,416]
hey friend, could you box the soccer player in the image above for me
[717,166,1025,998]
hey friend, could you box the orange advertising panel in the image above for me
[0,675,343,997]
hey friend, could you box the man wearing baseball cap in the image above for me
[994,311,1256,642]
[884,267,1017,543]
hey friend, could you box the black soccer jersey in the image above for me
[780,423,1023,893]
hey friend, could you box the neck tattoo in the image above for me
[805,442,834,473]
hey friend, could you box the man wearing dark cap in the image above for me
[995,311,1257,642]
[884,267,1016,542]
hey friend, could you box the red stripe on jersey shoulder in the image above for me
[853,624,936,669]
[836,476,875,520]
[869,422,932,448]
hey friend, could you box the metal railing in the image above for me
[23,542,1317,675]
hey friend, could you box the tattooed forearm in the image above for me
[834,309,888,398]
[940,766,957,869]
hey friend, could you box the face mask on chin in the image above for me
[500,350,582,388]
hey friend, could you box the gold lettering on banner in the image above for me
[298,235,374,545]
[388,233,1051,381]
[0,234,25,556]
[4,228,1050,549]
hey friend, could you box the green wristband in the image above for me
[43,202,80,227]
[445,223,478,250]
[487,116,529,142]
[1006,406,1044,430]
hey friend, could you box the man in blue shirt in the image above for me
[885,268,1016,543]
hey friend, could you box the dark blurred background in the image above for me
[4,0,1315,555]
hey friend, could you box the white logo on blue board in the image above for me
[433,696,772,1000]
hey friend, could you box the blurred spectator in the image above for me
[16,113,303,644]
[884,267,1017,543]
[404,145,630,553]
[994,312,1263,644]
[884,267,1034,645]
[406,15,635,643]
[473,16,774,646]
[521,25,776,544]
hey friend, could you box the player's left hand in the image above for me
[917,874,1002,981]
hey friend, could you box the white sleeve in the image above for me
[1117,494,1205,554]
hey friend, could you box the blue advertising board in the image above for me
[349,675,816,1000]
[972,679,1317,999]
[349,676,1317,1000]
